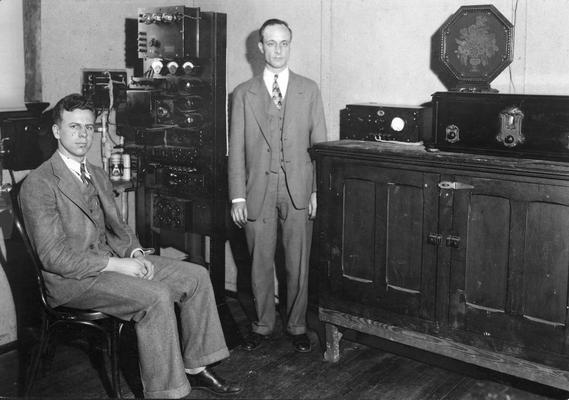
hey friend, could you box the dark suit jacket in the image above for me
[228,70,327,220]
[19,152,142,307]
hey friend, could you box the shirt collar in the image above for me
[262,67,289,97]
[58,151,90,181]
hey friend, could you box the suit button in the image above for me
[265,171,269,175]
[89,244,95,250]
[267,148,270,152]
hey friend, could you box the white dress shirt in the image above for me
[262,67,289,99]
[58,152,90,183]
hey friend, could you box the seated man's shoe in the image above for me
[290,333,312,353]
[187,367,242,395]
[242,332,270,352]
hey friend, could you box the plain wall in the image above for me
[0,0,25,109]
[39,0,569,141]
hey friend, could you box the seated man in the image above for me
[19,93,242,399]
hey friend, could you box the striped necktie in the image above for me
[80,163,91,185]
[272,74,283,109]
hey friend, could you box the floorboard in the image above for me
[0,297,567,399]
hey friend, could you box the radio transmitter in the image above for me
[340,103,431,143]
[124,6,238,346]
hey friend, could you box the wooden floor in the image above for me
[0,296,567,400]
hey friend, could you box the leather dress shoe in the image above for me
[290,333,311,353]
[187,367,242,395]
[242,332,270,351]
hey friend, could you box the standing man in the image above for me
[19,94,242,398]
[228,19,327,353]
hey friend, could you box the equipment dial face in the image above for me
[167,61,179,75]
[390,117,405,132]
[151,59,164,75]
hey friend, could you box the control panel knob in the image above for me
[140,13,154,24]
[167,61,179,75]
[162,13,175,23]
[445,124,460,143]
[156,103,171,119]
[182,61,198,75]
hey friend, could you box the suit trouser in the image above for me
[244,167,313,336]
[64,255,229,399]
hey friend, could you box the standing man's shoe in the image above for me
[242,332,270,351]
[187,367,242,395]
[290,333,311,353]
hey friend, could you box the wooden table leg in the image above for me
[323,322,342,362]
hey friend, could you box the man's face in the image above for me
[52,108,95,162]
[258,24,291,72]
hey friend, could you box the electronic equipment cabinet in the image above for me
[126,7,241,347]
[0,109,55,171]
[311,140,569,391]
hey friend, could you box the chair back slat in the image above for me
[9,181,55,315]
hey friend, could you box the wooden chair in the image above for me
[10,180,124,398]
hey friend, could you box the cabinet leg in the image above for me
[323,323,342,362]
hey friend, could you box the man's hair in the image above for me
[259,18,292,43]
[52,93,96,125]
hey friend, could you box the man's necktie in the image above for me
[80,163,90,185]
[272,74,283,109]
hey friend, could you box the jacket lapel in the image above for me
[282,71,303,133]
[246,75,271,146]
[50,154,97,226]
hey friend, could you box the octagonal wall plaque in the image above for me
[434,5,514,92]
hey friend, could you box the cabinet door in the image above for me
[449,176,569,355]
[328,162,439,321]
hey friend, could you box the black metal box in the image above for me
[340,104,429,143]
[431,92,569,161]
[1,116,56,171]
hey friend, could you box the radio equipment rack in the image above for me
[126,6,240,347]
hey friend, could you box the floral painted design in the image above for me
[455,15,499,72]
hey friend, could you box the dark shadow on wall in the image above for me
[245,29,265,77]
[226,29,264,328]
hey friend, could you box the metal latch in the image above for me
[438,181,474,190]
[446,235,461,248]
[427,233,443,246]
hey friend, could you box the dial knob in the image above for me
[390,117,405,132]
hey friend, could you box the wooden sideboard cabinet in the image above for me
[311,140,569,391]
